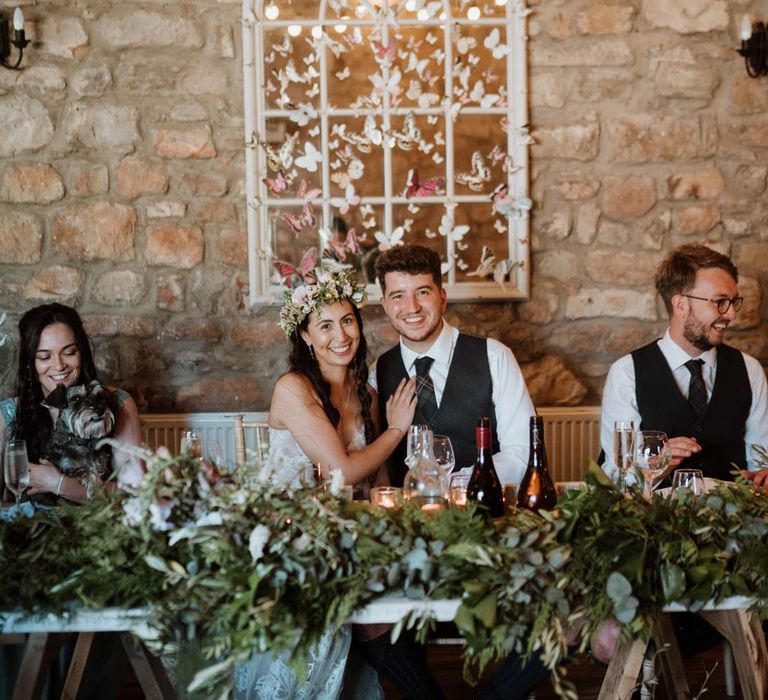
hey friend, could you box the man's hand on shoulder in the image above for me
[742,468,768,491]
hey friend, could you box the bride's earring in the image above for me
[308,344,316,360]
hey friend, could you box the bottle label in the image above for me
[475,426,491,449]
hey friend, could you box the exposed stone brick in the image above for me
[532,116,600,161]
[176,170,228,196]
[59,102,139,153]
[576,4,634,35]
[532,38,633,67]
[153,126,216,159]
[539,210,572,240]
[189,269,233,314]
[735,243,768,274]
[572,68,635,102]
[94,10,204,49]
[729,73,768,116]
[190,199,236,223]
[575,201,601,245]
[653,47,719,99]
[536,250,580,281]
[732,165,767,197]
[728,331,768,364]
[59,161,109,197]
[546,321,614,355]
[0,163,65,204]
[231,319,284,347]
[519,281,559,324]
[214,225,248,265]
[605,323,658,355]
[161,318,223,341]
[93,270,146,306]
[0,95,54,157]
[546,12,573,40]
[21,266,83,301]
[730,276,760,331]
[156,273,185,312]
[52,202,136,261]
[530,73,568,109]
[72,66,113,97]
[666,169,725,200]
[602,175,656,219]
[176,377,264,411]
[556,173,600,200]
[146,201,186,218]
[83,314,156,337]
[38,16,88,59]
[17,66,67,92]
[643,0,728,33]
[565,288,658,320]
[116,158,170,198]
[723,120,768,149]
[723,217,751,238]
[169,103,209,122]
[674,202,720,236]
[0,211,43,263]
[596,219,631,247]
[145,223,204,269]
[522,355,588,406]
[606,114,707,162]
[585,250,659,285]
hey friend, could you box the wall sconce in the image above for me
[0,8,29,70]
[738,15,768,77]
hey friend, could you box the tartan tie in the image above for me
[414,356,438,424]
[685,359,707,418]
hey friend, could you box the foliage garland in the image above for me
[2,449,768,699]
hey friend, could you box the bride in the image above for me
[234,266,416,700]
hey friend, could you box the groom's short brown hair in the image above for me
[375,244,442,294]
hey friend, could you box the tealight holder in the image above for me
[370,486,402,509]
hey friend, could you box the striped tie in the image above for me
[414,356,438,424]
[685,359,707,419]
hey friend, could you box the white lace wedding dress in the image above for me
[233,426,383,700]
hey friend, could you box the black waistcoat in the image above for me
[376,334,499,486]
[632,341,751,481]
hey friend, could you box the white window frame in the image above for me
[242,0,531,304]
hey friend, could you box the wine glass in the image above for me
[180,430,203,458]
[672,469,706,496]
[633,430,672,496]
[432,435,456,476]
[4,439,30,506]
[405,424,429,467]
[613,420,635,492]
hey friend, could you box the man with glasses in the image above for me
[601,243,768,488]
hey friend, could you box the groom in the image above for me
[359,244,547,700]
[370,243,534,486]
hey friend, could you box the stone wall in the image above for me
[0,0,766,411]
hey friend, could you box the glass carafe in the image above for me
[403,428,449,512]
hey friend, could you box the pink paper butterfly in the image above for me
[272,247,317,286]
[403,169,445,198]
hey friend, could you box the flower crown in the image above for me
[277,252,367,339]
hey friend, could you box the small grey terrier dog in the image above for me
[41,380,116,499]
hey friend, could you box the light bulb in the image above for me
[13,6,24,31]
[740,15,752,41]
[417,8,428,20]
[467,6,481,20]
[264,3,279,20]
[287,24,302,37]
[311,25,323,39]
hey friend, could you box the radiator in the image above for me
[140,407,602,481]
[539,406,602,482]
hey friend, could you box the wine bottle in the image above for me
[517,415,557,512]
[467,416,504,517]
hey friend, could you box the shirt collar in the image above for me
[658,328,717,371]
[400,319,455,371]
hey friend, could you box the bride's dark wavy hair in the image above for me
[288,303,375,448]
[15,303,99,462]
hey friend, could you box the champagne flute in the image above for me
[405,424,429,467]
[432,435,456,476]
[4,439,30,507]
[633,430,671,496]
[613,420,635,492]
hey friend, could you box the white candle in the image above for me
[741,16,753,42]
[13,7,24,31]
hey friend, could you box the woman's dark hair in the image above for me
[15,303,99,461]
[288,303,375,451]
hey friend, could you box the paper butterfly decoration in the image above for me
[466,246,519,289]
[272,247,317,286]
[438,214,470,242]
[264,171,289,195]
[332,184,360,215]
[403,169,446,198]
[375,226,405,251]
[295,142,323,173]
[484,28,510,59]
[262,132,298,172]
[296,179,321,201]
[322,228,360,261]
[491,184,533,219]
[281,202,316,235]
[455,151,491,191]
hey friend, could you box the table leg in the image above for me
[699,609,768,700]
[119,633,175,700]
[61,632,96,700]
[12,633,69,700]
[652,613,689,700]
[598,635,649,700]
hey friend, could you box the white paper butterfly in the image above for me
[438,214,470,242]
[484,28,510,59]
[295,142,323,172]
[469,81,500,109]
[331,184,360,215]
[375,226,405,251]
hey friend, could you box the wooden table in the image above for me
[3,596,766,700]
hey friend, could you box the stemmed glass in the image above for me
[633,430,672,496]
[405,424,430,467]
[613,420,635,492]
[4,439,30,506]
[180,430,203,458]
[432,435,456,476]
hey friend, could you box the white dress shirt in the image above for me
[370,320,535,483]
[601,329,768,476]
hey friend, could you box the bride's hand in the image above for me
[385,377,417,432]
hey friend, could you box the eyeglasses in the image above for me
[681,294,744,314]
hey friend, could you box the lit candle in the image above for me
[420,502,446,514]
[13,7,24,32]
[370,486,402,509]
[740,16,752,42]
